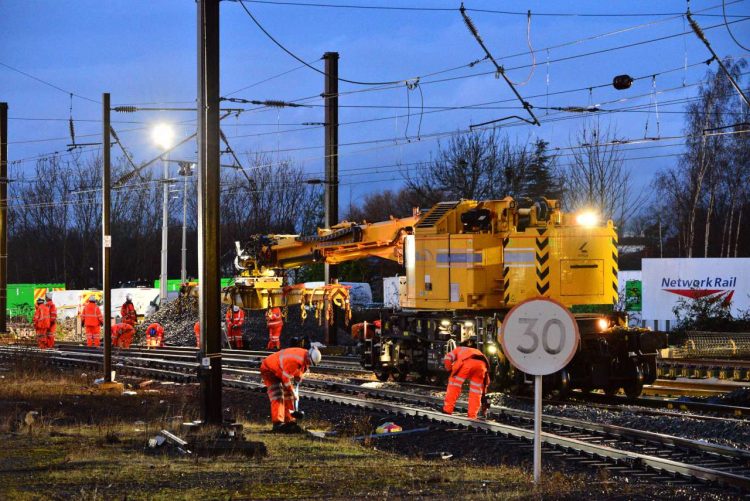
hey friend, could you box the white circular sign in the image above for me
[500,297,580,376]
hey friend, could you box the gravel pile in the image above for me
[137,296,352,348]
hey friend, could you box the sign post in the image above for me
[500,297,580,484]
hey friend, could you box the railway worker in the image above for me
[81,296,103,348]
[145,322,165,348]
[442,340,491,419]
[45,292,58,348]
[111,323,135,349]
[194,321,200,348]
[265,306,283,351]
[120,294,138,327]
[32,297,51,349]
[260,344,323,431]
[225,305,245,349]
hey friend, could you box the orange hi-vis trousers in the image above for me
[442,358,488,419]
[266,324,282,350]
[260,369,296,424]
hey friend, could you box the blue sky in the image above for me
[1,0,748,213]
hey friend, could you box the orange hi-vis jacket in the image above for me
[81,302,103,333]
[47,300,58,333]
[112,323,135,348]
[33,304,51,332]
[225,308,245,330]
[146,323,165,347]
[265,307,283,327]
[444,346,489,373]
[260,347,310,390]
[121,301,137,326]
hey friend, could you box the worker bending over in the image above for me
[120,294,137,327]
[46,293,57,348]
[260,344,322,431]
[81,296,103,348]
[265,306,283,350]
[146,322,165,348]
[225,305,245,349]
[442,340,490,419]
[111,323,135,349]
[32,297,51,349]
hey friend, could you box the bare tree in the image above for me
[560,123,645,231]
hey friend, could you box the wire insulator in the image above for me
[113,106,137,113]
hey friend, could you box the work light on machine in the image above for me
[575,210,600,227]
[485,343,498,355]
[596,318,610,332]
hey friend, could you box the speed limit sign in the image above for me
[500,297,580,376]
[499,297,580,484]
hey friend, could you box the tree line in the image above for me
[7,58,748,287]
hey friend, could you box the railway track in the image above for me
[658,357,750,383]
[2,346,750,493]
[35,342,750,418]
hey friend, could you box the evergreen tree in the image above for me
[522,139,561,202]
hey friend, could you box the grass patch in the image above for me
[0,361,670,499]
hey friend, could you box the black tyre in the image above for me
[623,381,644,400]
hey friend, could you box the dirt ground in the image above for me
[0,358,730,500]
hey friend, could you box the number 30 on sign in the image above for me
[500,297,580,376]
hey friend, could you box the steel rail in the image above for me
[1,346,749,492]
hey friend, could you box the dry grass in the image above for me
[0,360,663,500]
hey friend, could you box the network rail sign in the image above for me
[642,258,750,321]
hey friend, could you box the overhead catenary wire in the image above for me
[230,0,747,18]
[723,0,750,50]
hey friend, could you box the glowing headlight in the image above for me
[463,321,474,328]
[596,318,610,332]
[485,343,498,355]
[440,319,451,328]
[575,211,600,227]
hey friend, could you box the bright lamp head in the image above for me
[575,211,600,227]
[596,318,610,332]
[152,123,175,150]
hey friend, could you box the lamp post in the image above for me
[178,161,195,284]
[152,123,175,305]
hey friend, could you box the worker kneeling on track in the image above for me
[145,322,165,348]
[111,323,135,349]
[260,344,323,432]
[442,340,490,419]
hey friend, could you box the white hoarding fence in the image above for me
[642,258,750,329]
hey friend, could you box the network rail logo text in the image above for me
[661,276,737,303]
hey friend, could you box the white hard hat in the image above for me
[45,292,52,300]
[126,294,133,301]
[232,305,240,312]
[88,296,96,302]
[308,346,322,366]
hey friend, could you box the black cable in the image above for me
[723,0,750,50]
[236,0,406,85]
[232,0,746,18]
[0,62,100,104]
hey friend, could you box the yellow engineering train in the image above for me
[230,197,665,398]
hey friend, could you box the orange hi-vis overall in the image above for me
[265,307,283,350]
[47,300,58,348]
[225,308,245,349]
[112,323,135,349]
[81,302,103,347]
[33,303,51,349]
[146,323,165,348]
[260,348,310,424]
[120,301,137,326]
[194,322,200,348]
[442,346,490,419]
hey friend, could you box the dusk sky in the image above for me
[2,0,748,212]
